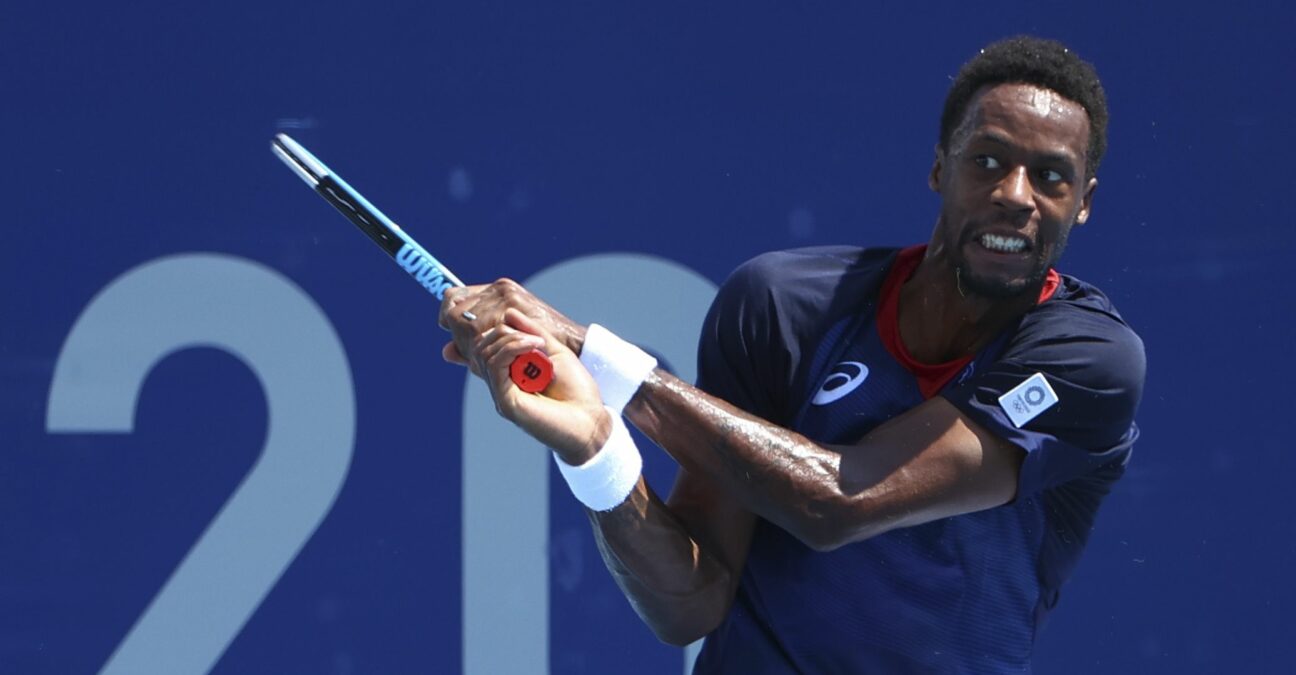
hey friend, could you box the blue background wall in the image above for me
[3,2,1293,672]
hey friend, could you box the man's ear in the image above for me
[929,144,944,192]
[1075,176,1098,225]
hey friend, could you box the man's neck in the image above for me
[897,257,1039,364]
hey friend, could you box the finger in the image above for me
[473,324,530,375]
[478,325,544,369]
[442,341,469,366]
[485,333,549,388]
[438,284,490,330]
[503,307,566,356]
[437,286,465,330]
[503,307,544,335]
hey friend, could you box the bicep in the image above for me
[833,396,1024,543]
[939,310,1146,494]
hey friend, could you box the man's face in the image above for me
[930,82,1097,298]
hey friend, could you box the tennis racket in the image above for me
[271,133,553,393]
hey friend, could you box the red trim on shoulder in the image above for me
[876,245,1059,399]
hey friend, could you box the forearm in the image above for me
[625,370,892,550]
[583,478,736,645]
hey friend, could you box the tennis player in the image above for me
[442,35,1145,673]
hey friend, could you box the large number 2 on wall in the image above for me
[46,254,356,674]
[462,253,718,674]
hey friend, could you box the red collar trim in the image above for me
[876,245,1060,399]
[1039,268,1061,303]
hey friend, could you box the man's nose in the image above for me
[992,166,1034,212]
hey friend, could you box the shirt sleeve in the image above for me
[941,300,1147,498]
[694,254,793,424]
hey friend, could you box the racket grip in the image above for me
[509,350,554,393]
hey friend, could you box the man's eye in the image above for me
[974,155,1001,169]
[1040,169,1064,183]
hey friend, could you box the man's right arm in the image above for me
[455,299,757,645]
[585,471,755,645]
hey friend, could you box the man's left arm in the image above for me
[624,370,1024,551]
[624,303,1145,551]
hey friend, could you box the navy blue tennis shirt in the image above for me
[691,245,1145,674]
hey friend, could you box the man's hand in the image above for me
[472,308,610,465]
[438,279,586,376]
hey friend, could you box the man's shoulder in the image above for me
[736,245,897,276]
[725,245,899,299]
[1015,274,1146,395]
[700,246,902,422]
[1028,274,1143,346]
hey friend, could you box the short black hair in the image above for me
[940,36,1108,178]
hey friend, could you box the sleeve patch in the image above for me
[998,372,1059,428]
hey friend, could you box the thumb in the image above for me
[503,308,564,354]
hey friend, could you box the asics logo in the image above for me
[811,361,869,405]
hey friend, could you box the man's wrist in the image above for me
[554,405,612,466]
[566,322,589,357]
[553,407,642,512]
[579,324,658,415]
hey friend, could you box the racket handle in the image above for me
[510,350,553,393]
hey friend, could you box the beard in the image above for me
[956,262,1047,298]
[953,226,1069,299]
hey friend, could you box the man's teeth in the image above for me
[979,233,1027,253]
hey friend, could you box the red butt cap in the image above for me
[510,350,553,393]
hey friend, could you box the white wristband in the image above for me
[579,324,658,414]
[553,407,642,511]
